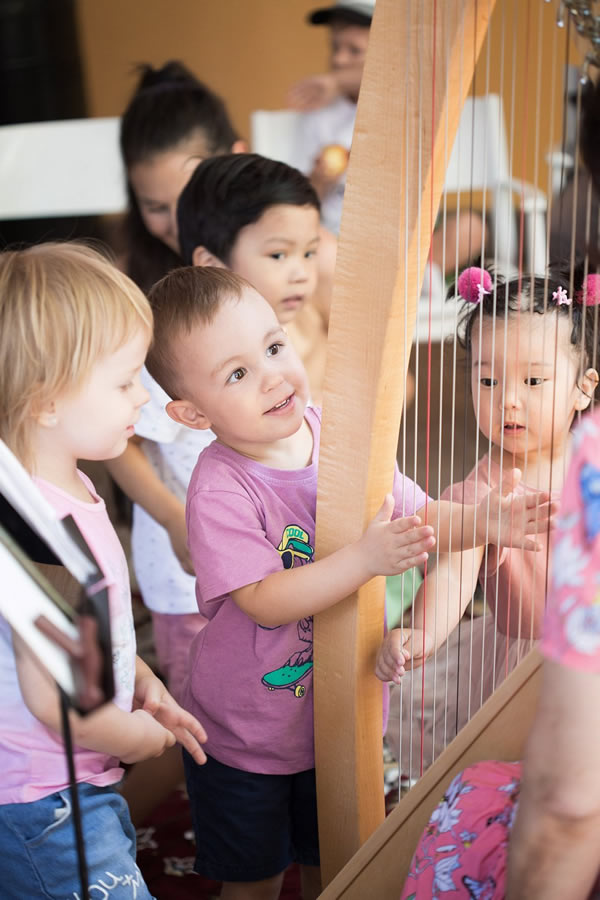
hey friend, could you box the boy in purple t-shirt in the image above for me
[146,265,434,900]
[145,265,553,900]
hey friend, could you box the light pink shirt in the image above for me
[442,455,558,640]
[0,472,135,803]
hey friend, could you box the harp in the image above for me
[313,0,598,894]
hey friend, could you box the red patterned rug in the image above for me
[136,786,302,899]
[136,782,399,898]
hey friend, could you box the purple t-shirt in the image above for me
[184,406,428,774]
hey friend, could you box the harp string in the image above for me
[392,0,584,797]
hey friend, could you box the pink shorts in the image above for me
[151,611,207,704]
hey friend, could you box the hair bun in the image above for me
[457,266,493,304]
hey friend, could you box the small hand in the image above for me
[375,629,410,683]
[309,153,346,199]
[361,494,436,577]
[375,628,434,684]
[287,73,339,111]
[164,506,194,575]
[122,709,176,764]
[136,674,207,765]
[481,468,558,551]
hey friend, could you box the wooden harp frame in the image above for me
[310,0,548,892]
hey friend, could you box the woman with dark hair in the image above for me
[120,61,246,292]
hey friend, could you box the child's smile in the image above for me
[167,285,310,464]
[265,394,297,415]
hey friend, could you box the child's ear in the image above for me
[166,399,212,431]
[576,367,600,410]
[34,400,58,428]
[231,139,248,154]
[192,245,226,268]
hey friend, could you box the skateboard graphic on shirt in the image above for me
[262,615,313,699]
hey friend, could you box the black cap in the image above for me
[308,0,374,27]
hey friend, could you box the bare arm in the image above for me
[105,437,193,574]
[375,545,483,682]
[507,661,600,899]
[13,631,175,763]
[232,496,435,627]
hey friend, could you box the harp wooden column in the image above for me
[313,0,497,885]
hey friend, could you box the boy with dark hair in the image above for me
[177,152,320,326]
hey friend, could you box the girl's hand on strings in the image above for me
[361,494,436,577]
[375,628,434,684]
[477,468,558,551]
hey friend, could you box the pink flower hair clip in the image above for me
[457,267,493,304]
[552,286,571,306]
[576,273,600,307]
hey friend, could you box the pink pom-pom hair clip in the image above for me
[577,273,600,307]
[457,266,493,304]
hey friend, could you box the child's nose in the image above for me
[262,367,285,391]
[134,381,151,408]
[501,385,522,409]
[289,258,309,283]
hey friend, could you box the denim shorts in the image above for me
[183,750,320,882]
[0,783,155,899]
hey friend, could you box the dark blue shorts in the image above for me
[183,750,320,882]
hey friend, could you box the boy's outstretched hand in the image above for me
[478,468,558,551]
[360,494,436,577]
[375,628,434,684]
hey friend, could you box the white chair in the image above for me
[0,117,127,220]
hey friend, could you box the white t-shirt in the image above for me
[291,96,357,236]
[131,368,214,614]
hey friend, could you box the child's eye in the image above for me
[525,377,545,386]
[266,342,283,357]
[305,249,317,259]
[480,377,497,388]
[227,368,246,384]
[269,252,285,261]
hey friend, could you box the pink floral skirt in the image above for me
[400,761,520,900]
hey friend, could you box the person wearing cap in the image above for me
[288,0,485,271]
[288,0,374,236]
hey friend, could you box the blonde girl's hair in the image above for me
[0,242,153,471]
